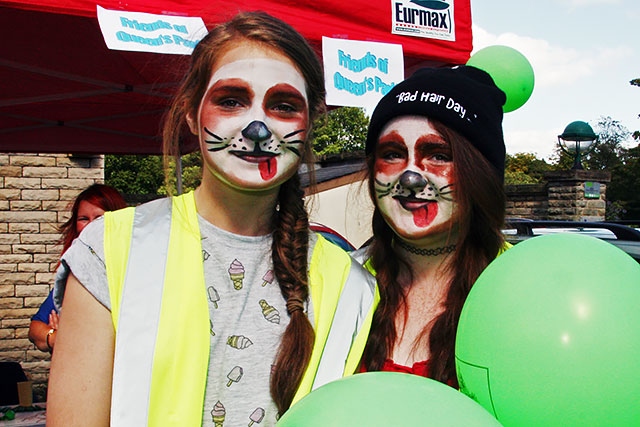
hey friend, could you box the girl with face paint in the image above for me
[48,12,377,427]
[356,66,510,387]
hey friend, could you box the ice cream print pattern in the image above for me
[211,401,226,426]
[200,225,289,425]
[259,299,280,324]
[228,259,245,290]
[210,400,266,426]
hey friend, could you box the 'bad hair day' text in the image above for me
[396,91,467,119]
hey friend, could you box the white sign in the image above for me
[390,0,456,41]
[322,37,404,113]
[97,5,207,55]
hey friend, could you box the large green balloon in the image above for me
[277,372,502,426]
[456,234,640,426]
[467,45,534,113]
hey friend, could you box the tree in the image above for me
[632,78,640,141]
[588,116,629,170]
[105,154,164,195]
[504,152,553,185]
[606,143,640,219]
[311,107,369,157]
[159,151,202,195]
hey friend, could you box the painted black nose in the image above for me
[241,121,272,142]
[399,170,427,189]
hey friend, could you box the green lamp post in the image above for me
[557,121,597,170]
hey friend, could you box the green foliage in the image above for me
[158,151,202,195]
[605,200,627,221]
[105,155,164,195]
[588,117,629,170]
[607,143,640,219]
[311,107,369,157]
[504,152,553,185]
[549,147,576,170]
[106,152,202,197]
[631,78,639,140]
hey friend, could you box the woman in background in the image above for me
[28,184,126,352]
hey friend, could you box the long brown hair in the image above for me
[59,184,127,254]
[362,120,505,386]
[162,11,325,414]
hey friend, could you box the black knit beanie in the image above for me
[365,65,506,178]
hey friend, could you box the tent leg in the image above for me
[176,155,183,195]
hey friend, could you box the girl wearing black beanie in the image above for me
[358,65,510,387]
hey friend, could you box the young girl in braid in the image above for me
[49,12,377,427]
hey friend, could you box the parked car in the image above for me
[503,219,640,263]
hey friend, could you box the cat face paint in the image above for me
[194,42,309,191]
[374,115,457,240]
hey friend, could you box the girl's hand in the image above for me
[49,311,60,329]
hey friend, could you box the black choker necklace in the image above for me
[395,239,456,256]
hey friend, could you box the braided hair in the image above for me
[162,11,325,413]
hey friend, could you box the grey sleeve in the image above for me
[53,217,112,312]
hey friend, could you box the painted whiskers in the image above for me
[374,177,454,202]
[204,126,305,158]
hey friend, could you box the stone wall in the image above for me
[0,152,104,401]
[505,183,548,219]
[545,170,609,221]
[505,170,610,221]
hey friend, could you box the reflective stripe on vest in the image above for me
[111,198,172,426]
[292,235,379,404]
[309,259,376,390]
[105,191,378,425]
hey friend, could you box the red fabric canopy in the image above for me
[0,0,472,154]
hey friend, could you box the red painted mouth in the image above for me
[258,158,277,180]
[231,152,278,181]
[397,198,438,227]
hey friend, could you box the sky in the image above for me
[470,0,640,160]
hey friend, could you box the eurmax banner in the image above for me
[391,0,456,41]
[323,37,404,113]
[97,6,207,55]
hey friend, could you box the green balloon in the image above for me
[467,45,534,113]
[278,372,502,426]
[456,234,640,426]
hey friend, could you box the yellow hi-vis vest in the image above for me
[103,191,379,427]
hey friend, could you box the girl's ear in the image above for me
[186,112,198,135]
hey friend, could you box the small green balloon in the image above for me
[456,234,640,426]
[467,45,534,113]
[277,372,502,426]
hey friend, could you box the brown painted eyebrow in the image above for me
[264,83,306,103]
[207,78,255,98]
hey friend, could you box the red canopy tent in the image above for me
[0,0,472,154]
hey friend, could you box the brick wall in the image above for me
[0,152,104,401]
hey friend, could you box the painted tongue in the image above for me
[259,158,277,181]
[412,203,437,227]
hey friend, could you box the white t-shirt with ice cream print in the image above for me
[57,214,315,427]
[200,216,314,427]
